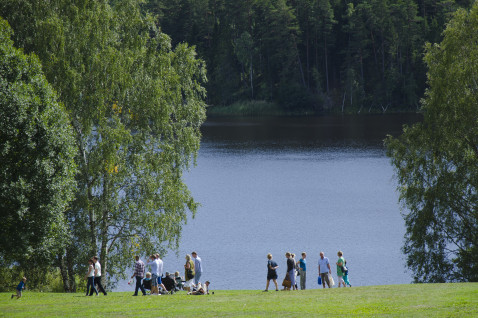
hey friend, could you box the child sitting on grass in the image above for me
[142,272,152,294]
[174,271,184,291]
[11,277,26,299]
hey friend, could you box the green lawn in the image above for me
[1,283,477,317]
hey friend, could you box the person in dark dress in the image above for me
[286,252,297,290]
[263,253,279,291]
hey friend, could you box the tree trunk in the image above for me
[306,27,310,88]
[250,59,254,99]
[324,36,329,94]
[100,239,108,287]
[73,122,97,257]
[66,247,76,292]
[360,49,364,82]
[294,36,307,88]
[381,33,385,80]
[58,253,70,292]
[87,186,97,256]
[100,173,109,288]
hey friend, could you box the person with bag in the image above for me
[184,254,195,291]
[317,251,332,289]
[282,272,292,290]
[285,252,297,290]
[336,251,346,288]
[263,253,279,292]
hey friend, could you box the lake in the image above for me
[119,114,422,291]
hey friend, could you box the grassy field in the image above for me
[1,283,477,317]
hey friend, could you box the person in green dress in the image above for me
[336,251,346,288]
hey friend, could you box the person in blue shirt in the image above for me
[11,277,26,299]
[299,252,307,290]
[192,251,203,286]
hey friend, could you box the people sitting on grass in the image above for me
[187,281,211,295]
[174,271,184,291]
[162,272,176,294]
[142,272,152,294]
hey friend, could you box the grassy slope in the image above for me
[1,283,477,317]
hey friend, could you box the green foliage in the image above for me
[386,2,478,282]
[0,18,77,279]
[1,0,207,290]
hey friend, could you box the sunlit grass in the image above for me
[1,283,477,317]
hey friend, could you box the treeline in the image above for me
[145,0,473,113]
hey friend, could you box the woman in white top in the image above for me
[85,259,98,296]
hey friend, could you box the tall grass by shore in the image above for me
[206,100,418,117]
[1,283,477,317]
[207,100,317,117]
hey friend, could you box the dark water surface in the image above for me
[118,114,422,291]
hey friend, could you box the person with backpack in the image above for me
[318,251,332,288]
[342,256,352,287]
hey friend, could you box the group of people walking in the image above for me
[264,251,352,291]
[85,256,108,296]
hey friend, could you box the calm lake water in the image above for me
[118,114,422,291]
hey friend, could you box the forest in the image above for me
[144,0,473,114]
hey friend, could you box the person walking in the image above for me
[291,253,298,290]
[298,252,307,290]
[318,251,331,289]
[131,256,146,296]
[85,259,97,296]
[286,252,297,290]
[92,256,107,295]
[336,251,346,288]
[339,252,352,287]
[192,251,203,285]
[263,253,279,292]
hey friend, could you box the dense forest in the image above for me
[144,0,473,113]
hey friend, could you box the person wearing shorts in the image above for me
[147,254,160,295]
[263,253,279,291]
[318,252,331,288]
[154,254,168,293]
